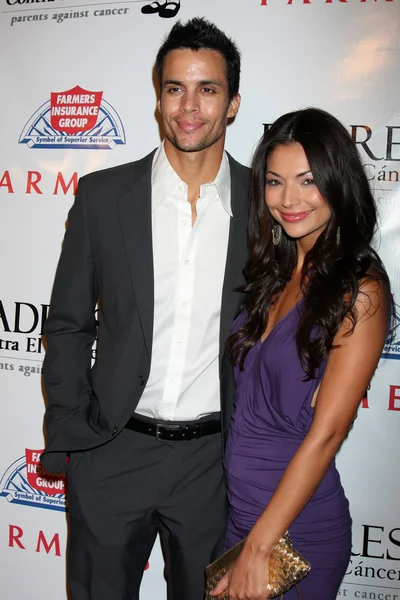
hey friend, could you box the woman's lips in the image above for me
[280,210,313,222]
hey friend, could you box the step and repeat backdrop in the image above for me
[0,0,399,598]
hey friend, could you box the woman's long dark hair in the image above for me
[228,107,391,378]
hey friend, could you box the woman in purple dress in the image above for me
[211,108,392,600]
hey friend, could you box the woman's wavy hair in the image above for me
[228,107,391,378]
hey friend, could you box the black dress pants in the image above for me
[66,426,227,600]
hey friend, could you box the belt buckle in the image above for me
[155,423,165,441]
[155,423,180,440]
[155,422,200,441]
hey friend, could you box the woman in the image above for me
[211,108,392,599]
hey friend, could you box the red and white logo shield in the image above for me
[25,448,66,496]
[50,85,103,134]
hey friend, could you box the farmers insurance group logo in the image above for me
[19,85,126,150]
[0,450,66,512]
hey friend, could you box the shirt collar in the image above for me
[206,151,232,217]
[151,142,180,212]
[151,141,232,217]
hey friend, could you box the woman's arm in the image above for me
[211,279,389,600]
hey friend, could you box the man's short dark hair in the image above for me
[155,17,241,101]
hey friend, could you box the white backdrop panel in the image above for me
[0,0,399,598]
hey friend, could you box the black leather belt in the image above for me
[125,415,221,441]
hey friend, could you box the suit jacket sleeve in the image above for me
[43,176,98,446]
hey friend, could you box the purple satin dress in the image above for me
[224,305,352,599]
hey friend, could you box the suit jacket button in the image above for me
[112,426,118,436]
[138,375,145,386]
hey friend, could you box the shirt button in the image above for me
[178,185,183,192]
[112,426,118,436]
[176,341,182,347]
[181,220,187,226]
[182,301,187,307]
[138,375,145,386]
[185,260,190,265]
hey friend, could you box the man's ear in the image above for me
[227,93,241,120]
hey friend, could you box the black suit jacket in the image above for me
[41,150,250,474]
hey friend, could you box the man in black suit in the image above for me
[42,17,250,600]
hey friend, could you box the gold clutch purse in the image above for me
[205,532,311,599]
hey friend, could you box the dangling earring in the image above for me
[272,224,282,246]
[336,227,341,246]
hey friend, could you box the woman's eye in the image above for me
[265,178,281,186]
[303,177,315,186]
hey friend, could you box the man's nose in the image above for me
[180,90,199,114]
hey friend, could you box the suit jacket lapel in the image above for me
[117,151,156,359]
[219,155,250,368]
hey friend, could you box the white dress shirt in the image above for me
[135,143,232,421]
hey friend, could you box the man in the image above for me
[41,17,250,600]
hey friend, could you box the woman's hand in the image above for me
[210,540,271,600]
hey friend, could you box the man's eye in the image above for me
[202,88,215,94]
[167,87,182,94]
